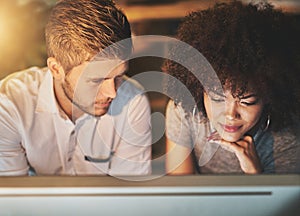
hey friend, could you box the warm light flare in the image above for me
[0,1,49,79]
[0,8,18,51]
[0,16,11,47]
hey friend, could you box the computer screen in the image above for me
[0,175,299,216]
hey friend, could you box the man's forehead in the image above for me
[83,59,127,77]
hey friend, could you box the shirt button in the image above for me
[70,130,75,135]
[68,157,72,162]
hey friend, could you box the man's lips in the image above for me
[220,123,242,133]
[94,101,111,108]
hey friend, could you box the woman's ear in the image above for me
[47,57,65,80]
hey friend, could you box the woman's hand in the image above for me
[209,133,262,174]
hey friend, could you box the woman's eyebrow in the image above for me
[209,90,225,97]
[240,94,258,99]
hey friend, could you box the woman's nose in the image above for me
[225,101,240,120]
[99,78,117,99]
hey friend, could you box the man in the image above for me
[0,0,152,176]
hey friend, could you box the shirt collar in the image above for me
[35,69,93,124]
[35,69,59,114]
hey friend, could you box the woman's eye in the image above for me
[240,100,258,106]
[210,97,225,103]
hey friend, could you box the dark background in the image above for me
[0,0,299,172]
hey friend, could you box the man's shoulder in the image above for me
[109,76,149,115]
[0,67,48,92]
[0,67,49,105]
[117,76,145,97]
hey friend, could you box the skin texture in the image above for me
[204,90,264,173]
[45,0,132,121]
[165,1,300,175]
[48,57,128,121]
[166,90,264,175]
[203,90,264,143]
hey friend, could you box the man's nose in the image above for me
[225,101,240,120]
[99,78,117,99]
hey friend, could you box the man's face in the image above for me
[62,59,128,117]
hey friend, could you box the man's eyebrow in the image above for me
[86,77,104,81]
[119,70,127,76]
[87,70,127,79]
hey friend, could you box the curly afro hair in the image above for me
[163,0,300,132]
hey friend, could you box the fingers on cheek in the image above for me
[237,138,255,151]
[236,140,248,148]
[243,135,254,143]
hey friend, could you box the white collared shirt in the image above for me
[0,67,152,176]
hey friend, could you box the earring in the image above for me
[263,114,271,132]
[192,105,197,119]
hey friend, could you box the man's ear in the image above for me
[47,57,65,80]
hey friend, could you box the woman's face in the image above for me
[203,90,264,142]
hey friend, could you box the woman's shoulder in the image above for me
[166,100,208,122]
[271,127,299,146]
[166,100,211,144]
[271,128,300,173]
[271,127,299,153]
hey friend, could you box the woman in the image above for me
[164,1,300,174]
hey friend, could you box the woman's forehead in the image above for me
[207,88,258,98]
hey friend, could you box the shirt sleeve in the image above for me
[255,131,275,173]
[165,100,193,148]
[0,95,29,176]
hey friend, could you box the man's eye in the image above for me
[114,75,124,83]
[91,79,103,84]
[115,75,123,81]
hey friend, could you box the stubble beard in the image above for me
[62,79,101,117]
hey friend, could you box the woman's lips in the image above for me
[220,123,242,133]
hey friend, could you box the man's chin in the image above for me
[92,108,109,117]
[75,107,108,117]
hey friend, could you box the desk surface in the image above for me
[0,174,299,187]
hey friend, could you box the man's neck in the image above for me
[53,80,83,122]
